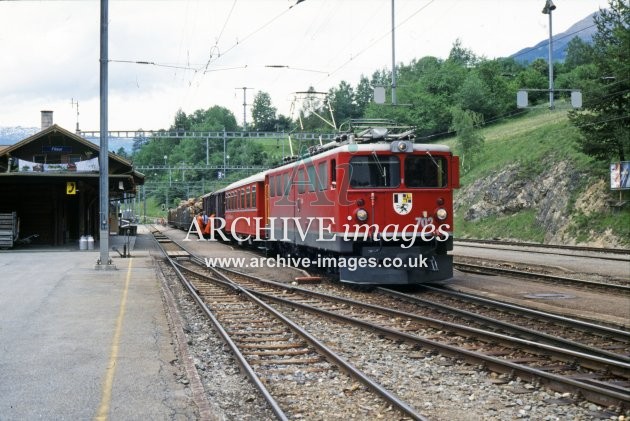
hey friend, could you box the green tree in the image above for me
[474,59,518,117]
[187,106,238,131]
[131,130,149,157]
[396,56,466,136]
[170,137,206,166]
[451,107,485,172]
[171,109,190,131]
[515,60,548,105]
[297,87,334,132]
[164,107,236,164]
[354,76,373,116]
[568,0,630,162]
[274,114,293,132]
[134,135,177,167]
[116,147,129,159]
[555,63,599,92]
[448,38,478,68]
[564,36,595,70]
[251,91,277,131]
[227,139,268,167]
[328,80,360,126]
[457,72,494,118]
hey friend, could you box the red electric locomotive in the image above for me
[204,120,459,286]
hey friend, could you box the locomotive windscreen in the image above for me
[404,156,447,188]
[349,155,400,188]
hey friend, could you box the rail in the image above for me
[151,228,428,420]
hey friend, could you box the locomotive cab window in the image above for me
[318,161,328,191]
[404,155,447,188]
[275,175,283,198]
[297,169,306,194]
[307,165,316,192]
[269,176,276,197]
[349,155,400,188]
[283,173,290,196]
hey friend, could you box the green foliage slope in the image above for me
[445,107,629,246]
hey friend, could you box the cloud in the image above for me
[0,0,610,130]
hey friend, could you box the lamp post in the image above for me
[542,0,556,110]
[223,128,227,179]
[164,155,171,186]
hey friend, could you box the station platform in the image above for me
[0,226,203,420]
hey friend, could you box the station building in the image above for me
[0,111,144,246]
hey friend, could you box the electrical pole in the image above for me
[236,87,253,131]
[97,0,113,269]
[391,0,397,106]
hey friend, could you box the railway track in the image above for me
[455,238,630,257]
[183,262,630,410]
[453,259,630,294]
[381,285,630,360]
[300,281,630,363]
[152,228,426,420]
[152,227,630,416]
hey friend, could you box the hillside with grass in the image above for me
[445,108,629,247]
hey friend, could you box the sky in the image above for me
[0,0,610,132]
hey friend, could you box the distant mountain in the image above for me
[87,138,134,155]
[0,126,38,145]
[510,11,599,64]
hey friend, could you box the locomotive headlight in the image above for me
[390,140,413,153]
[436,208,448,220]
[355,208,369,222]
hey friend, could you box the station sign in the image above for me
[43,146,72,153]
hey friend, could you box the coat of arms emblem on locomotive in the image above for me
[393,192,412,215]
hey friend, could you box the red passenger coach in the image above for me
[209,171,268,242]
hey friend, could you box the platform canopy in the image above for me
[0,124,144,246]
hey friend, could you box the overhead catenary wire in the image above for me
[216,0,238,47]
[109,0,306,118]
[201,2,301,73]
[316,0,436,85]
[2,0,611,132]
[203,0,238,73]
[108,59,247,74]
